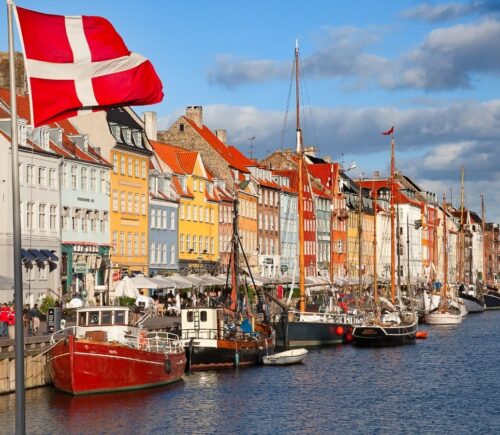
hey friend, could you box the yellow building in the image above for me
[347,197,374,281]
[151,141,219,273]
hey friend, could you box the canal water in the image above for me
[1,312,499,434]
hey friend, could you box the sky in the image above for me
[1,0,500,221]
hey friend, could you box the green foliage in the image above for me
[116,296,136,307]
[39,295,56,315]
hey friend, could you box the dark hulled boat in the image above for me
[181,307,274,371]
[459,291,485,313]
[483,289,500,310]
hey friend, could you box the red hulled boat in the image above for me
[49,306,186,395]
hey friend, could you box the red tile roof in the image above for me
[176,151,199,174]
[183,116,250,173]
[150,140,186,175]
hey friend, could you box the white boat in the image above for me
[425,312,462,325]
[263,348,308,366]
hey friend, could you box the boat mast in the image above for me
[229,188,240,311]
[390,130,396,305]
[329,164,336,285]
[458,165,465,284]
[373,181,378,308]
[443,193,448,304]
[295,40,306,313]
[481,193,486,286]
[407,215,411,291]
[358,176,363,307]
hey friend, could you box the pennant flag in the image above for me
[381,126,394,136]
[15,7,164,127]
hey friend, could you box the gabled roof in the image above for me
[183,116,250,173]
[150,140,186,175]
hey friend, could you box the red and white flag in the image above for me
[381,126,394,136]
[15,7,164,127]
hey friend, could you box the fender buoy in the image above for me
[345,333,353,343]
[138,330,148,350]
[416,331,428,339]
[336,326,344,336]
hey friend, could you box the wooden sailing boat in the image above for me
[273,41,363,348]
[181,186,275,371]
[425,193,462,325]
[352,127,418,346]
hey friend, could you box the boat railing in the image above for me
[49,326,76,345]
[124,331,184,354]
[181,328,220,341]
[181,327,265,342]
[295,310,365,325]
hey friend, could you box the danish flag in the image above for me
[16,7,164,127]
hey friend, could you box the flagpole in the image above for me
[7,0,26,433]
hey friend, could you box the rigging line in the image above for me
[279,57,295,151]
[299,56,320,153]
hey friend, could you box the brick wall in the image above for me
[0,51,27,95]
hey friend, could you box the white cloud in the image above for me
[400,1,500,22]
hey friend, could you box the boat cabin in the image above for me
[75,306,137,343]
[181,307,223,340]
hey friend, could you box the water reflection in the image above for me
[0,313,499,434]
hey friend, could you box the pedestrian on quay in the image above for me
[0,303,9,337]
[7,305,15,339]
[23,303,31,333]
[30,304,41,336]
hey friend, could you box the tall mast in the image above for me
[295,40,306,313]
[396,201,401,301]
[358,176,363,306]
[390,130,396,305]
[481,193,486,286]
[229,189,240,311]
[407,215,411,290]
[373,181,378,307]
[458,165,465,283]
[443,193,448,302]
[329,164,336,285]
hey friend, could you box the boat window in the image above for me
[114,311,126,324]
[200,311,207,322]
[101,311,112,325]
[78,312,86,326]
[187,311,193,322]
[89,312,100,325]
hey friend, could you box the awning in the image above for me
[21,249,36,262]
[129,276,158,289]
[29,249,47,261]
[41,249,58,261]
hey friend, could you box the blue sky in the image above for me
[2,0,500,220]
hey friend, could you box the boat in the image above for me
[272,41,364,348]
[180,182,275,371]
[483,288,500,310]
[458,287,484,313]
[424,193,462,326]
[352,127,418,346]
[49,306,186,395]
[263,348,308,365]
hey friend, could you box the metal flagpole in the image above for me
[7,0,26,433]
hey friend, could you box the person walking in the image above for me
[0,303,9,338]
[7,306,15,339]
[30,304,41,336]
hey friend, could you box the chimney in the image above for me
[186,106,203,128]
[142,111,157,141]
[215,129,227,144]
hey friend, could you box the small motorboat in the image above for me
[262,348,308,366]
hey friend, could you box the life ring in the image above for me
[138,330,148,350]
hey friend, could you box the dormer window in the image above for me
[180,176,187,191]
[132,130,142,147]
[40,128,50,151]
[122,127,132,144]
[208,183,213,196]
[109,122,120,141]
[17,121,27,147]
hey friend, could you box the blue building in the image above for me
[148,154,179,276]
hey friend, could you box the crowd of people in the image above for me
[0,303,41,339]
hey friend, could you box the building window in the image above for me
[134,233,139,255]
[205,236,209,253]
[205,207,210,223]
[120,232,125,255]
[38,264,47,280]
[61,164,68,188]
[170,244,175,265]
[134,193,139,215]
[141,195,146,215]
[179,123,184,132]
[193,235,198,253]
[210,209,214,224]
[150,242,156,264]
[162,210,167,229]
[100,171,107,193]
[26,165,33,185]
[80,167,87,191]
[49,169,56,189]
[186,235,191,252]
[141,160,146,179]
[127,233,132,256]
[120,156,125,175]
[150,208,156,229]
[120,192,126,214]
[102,212,108,233]
[113,154,118,173]
[199,181,204,193]
[82,212,88,232]
[112,191,118,211]
[210,237,214,255]
[90,169,97,192]
[62,208,69,231]
[180,234,184,252]
[38,204,46,230]
[112,231,118,251]
[128,158,133,177]
[193,205,198,222]
[71,165,77,189]
[162,244,167,264]
[135,159,139,177]
[187,205,191,220]
[193,179,197,192]
[127,193,133,213]
[141,233,146,256]
[50,205,57,231]
[179,204,184,220]
[170,211,175,230]
[38,167,46,186]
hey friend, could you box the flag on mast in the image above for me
[15,7,164,127]
[381,126,394,136]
